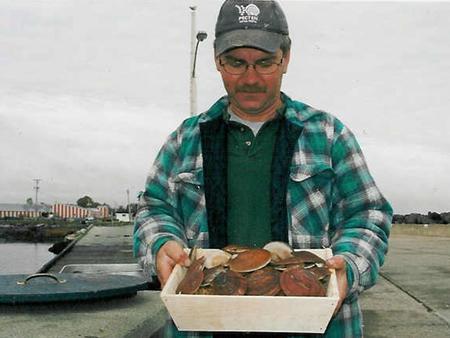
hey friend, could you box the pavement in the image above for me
[360,234,450,337]
[0,224,448,337]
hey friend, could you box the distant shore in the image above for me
[1,218,448,244]
[0,218,131,242]
[0,223,83,242]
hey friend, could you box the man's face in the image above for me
[215,47,290,118]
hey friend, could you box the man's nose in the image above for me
[240,64,261,84]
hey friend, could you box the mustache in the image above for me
[236,85,267,93]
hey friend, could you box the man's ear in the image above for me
[214,56,221,71]
[282,50,290,74]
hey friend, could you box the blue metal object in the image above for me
[0,273,149,304]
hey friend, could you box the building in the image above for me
[0,203,109,220]
[0,203,52,218]
[52,204,109,219]
[115,212,131,222]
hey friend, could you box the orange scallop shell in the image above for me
[280,266,326,297]
[246,267,281,296]
[176,257,205,294]
[229,248,272,273]
[211,270,247,295]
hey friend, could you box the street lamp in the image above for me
[192,31,208,78]
[126,189,131,223]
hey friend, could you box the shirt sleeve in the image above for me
[329,121,393,301]
[132,129,189,277]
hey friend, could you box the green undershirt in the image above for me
[226,116,280,248]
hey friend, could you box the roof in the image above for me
[0,203,52,212]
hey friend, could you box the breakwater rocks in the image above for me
[393,212,450,224]
[0,223,86,242]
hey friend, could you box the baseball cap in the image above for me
[214,0,289,56]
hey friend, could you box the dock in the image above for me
[0,225,449,337]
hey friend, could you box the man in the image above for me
[134,0,392,337]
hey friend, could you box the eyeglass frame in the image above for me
[218,54,284,75]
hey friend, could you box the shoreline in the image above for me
[1,222,448,242]
[0,218,130,243]
[0,223,86,243]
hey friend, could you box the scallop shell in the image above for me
[203,250,232,269]
[211,270,247,296]
[222,244,252,255]
[246,267,281,296]
[292,250,326,264]
[229,248,271,273]
[280,266,326,297]
[176,256,205,294]
[263,241,294,263]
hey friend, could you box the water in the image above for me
[0,242,56,275]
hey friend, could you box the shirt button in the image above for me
[240,127,245,132]
[245,141,252,146]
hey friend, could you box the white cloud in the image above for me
[0,90,182,206]
[359,136,450,214]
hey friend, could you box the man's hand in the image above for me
[156,240,190,288]
[326,255,348,315]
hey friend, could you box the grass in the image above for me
[391,223,450,237]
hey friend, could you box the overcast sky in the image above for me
[0,1,449,214]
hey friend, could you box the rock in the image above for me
[48,240,70,254]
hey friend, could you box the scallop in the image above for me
[202,250,232,269]
[176,256,205,294]
[229,248,272,273]
[263,241,294,263]
[222,244,252,255]
[280,266,326,297]
[211,270,247,296]
[292,250,326,264]
[246,267,281,296]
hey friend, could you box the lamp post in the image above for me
[189,6,207,116]
[192,31,208,78]
[33,178,41,212]
[126,189,131,223]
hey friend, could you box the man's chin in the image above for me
[234,95,266,114]
[236,104,265,115]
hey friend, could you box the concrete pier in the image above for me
[360,234,450,337]
[0,224,449,337]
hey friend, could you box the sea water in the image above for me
[0,242,55,275]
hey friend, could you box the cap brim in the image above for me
[214,29,283,56]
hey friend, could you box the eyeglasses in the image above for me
[219,56,283,75]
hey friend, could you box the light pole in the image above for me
[126,189,131,223]
[192,31,208,79]
[33,178,41,212]
[189,6,207,116]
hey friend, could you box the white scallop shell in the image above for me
[263,241,294,262]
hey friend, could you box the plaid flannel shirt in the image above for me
[133,94,393,337]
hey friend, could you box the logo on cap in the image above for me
[235,4,260,24]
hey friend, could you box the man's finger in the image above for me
[325,255,348,316]
[163,241,190,266]
[326,255,346,270]
[157,256,176,287]
[156,241,190,287]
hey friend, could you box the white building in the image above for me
[115,212,131,222]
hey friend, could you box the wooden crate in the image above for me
[160,248,339,333]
